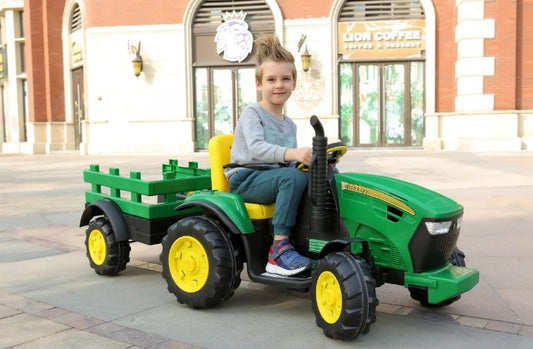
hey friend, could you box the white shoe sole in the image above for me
[265,263,307,276]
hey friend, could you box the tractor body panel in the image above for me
[332,171,478,303]
[335,172,463,272]
[177,190,255,233]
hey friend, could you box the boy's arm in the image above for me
[284,147,312,166]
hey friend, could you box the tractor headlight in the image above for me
[425,221,452,235]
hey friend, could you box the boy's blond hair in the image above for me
[254,34,297,82]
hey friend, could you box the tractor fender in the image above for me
[318,238,374,266]
[318,239,352,259]
[176,191,254,234]
[79,199,130,242]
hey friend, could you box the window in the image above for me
[339,0,424,21]
[70,4,82,33]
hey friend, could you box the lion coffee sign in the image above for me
[338,19,426,60]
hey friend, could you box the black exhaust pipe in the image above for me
[309,116,338,235]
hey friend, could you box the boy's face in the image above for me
[257,60,297,107]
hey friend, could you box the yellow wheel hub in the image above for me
[168,236,209,293]
[316,271,343,324]
[88,229,106,266]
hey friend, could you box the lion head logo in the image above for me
[214,10,253,63]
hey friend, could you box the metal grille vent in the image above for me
[70,4,82,32]
[194,0,274,30]
[339,0,425,21]
[389,246,406,269]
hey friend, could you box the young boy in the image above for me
[224,35,312,276]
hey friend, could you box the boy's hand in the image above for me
[284,147,312,166]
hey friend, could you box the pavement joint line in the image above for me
[0,290,200,348]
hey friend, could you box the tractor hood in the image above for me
[335,172,463,219]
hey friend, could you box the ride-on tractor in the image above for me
[80,116,479,340]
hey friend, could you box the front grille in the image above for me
[408,215,462,272]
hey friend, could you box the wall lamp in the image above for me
[301,45,311,72]
[297,35,311,72]
[130,41,143,77]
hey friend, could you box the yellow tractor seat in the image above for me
[208,134,275,220]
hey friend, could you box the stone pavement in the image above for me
[1,149,533,348]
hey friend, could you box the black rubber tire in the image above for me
[409,247,466,307]
[221,234,243,302]
[160,216,241,309]
[311,252,377,340]
[85,216,130,276]
[448,247,466,267]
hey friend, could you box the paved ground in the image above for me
[1,149,533,348]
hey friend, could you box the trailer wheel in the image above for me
[409,247,466,307]
[85,216,130,275]
[311,252,377,340]
[161,216,241,309]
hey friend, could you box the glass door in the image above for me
[194,67,256,150]
[213,69,233,136]
[71,67,84,147]
[339,61,424,147]
[384,64,405,144]
[358,64,380,145]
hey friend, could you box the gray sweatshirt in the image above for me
[228,103,298,167]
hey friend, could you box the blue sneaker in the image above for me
[266,239,312,276]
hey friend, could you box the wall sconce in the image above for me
[301,45,311,72]
[130,41,143,77]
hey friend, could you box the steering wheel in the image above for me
[296,142,348,171]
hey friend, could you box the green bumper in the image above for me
[404,264,479,304]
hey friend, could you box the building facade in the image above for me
[1,0,532,154]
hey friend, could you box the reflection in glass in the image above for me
[213,69,233,136]
[358,65,379,145]
[194,68,208,149]
[410,62,424,146]
[339,63,354,146]
[384,64,405,144]
[237,68,256,116]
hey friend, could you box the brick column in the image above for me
[23,0,67,153]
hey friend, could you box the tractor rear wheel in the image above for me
[85,216,130,275]
[409,247,466,307]
[160,216,241,309]
[311,252,377,340]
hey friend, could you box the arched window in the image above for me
[70,4,82,32]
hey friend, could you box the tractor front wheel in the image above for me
[160,216,241,309]
[85,216,130,275]
[311,252,377,340]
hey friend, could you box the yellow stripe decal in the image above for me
[341,182,415,216]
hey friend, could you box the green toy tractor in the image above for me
[80,116,478,341]
[158,116,479,340]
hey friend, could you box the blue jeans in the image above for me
[228,167,308,237]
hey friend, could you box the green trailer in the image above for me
[79,159,211,274]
